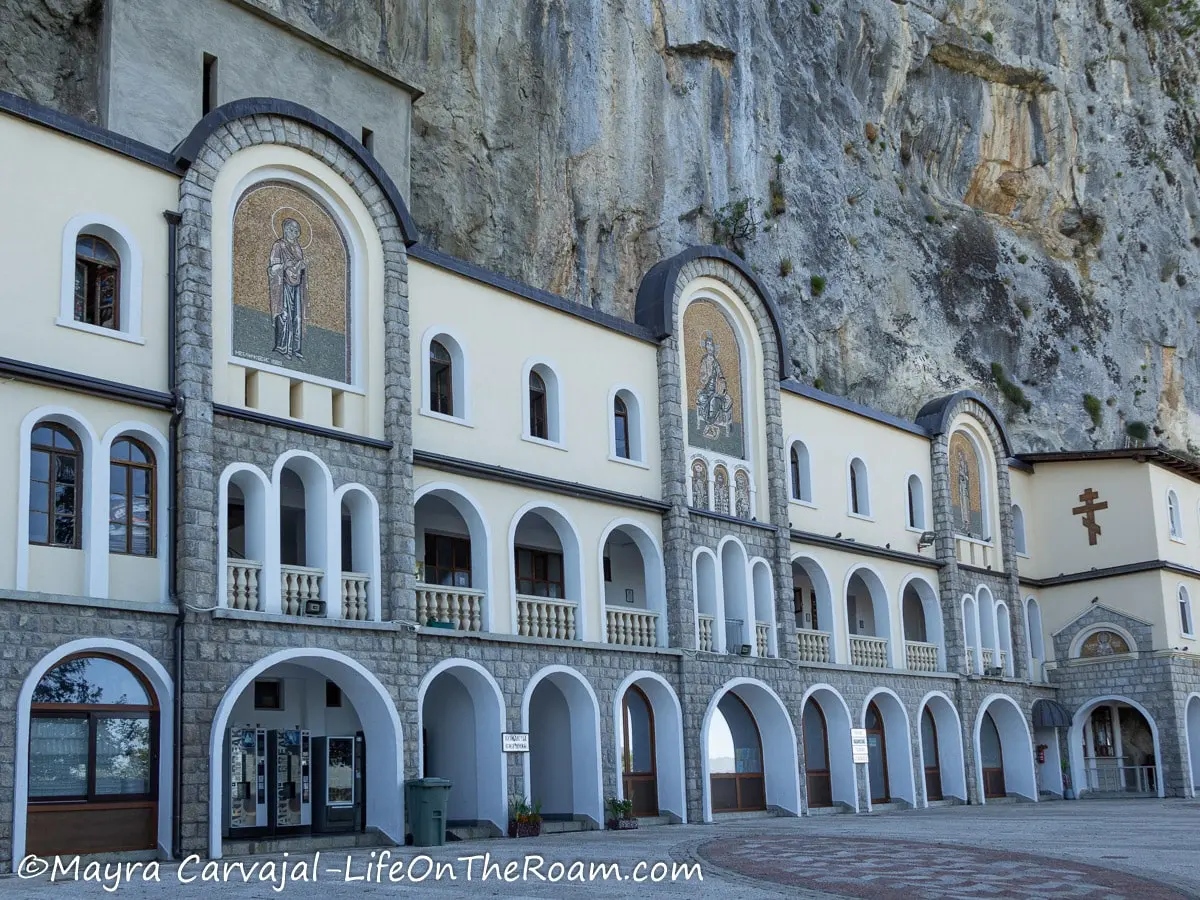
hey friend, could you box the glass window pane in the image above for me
[111,441,131,462]
[54,483,76,514]
[980,713,1003,768]
[29,717,89,798]
[921,710,938,768]
[131,526,152,556]
[54,429,77,450]
[29,482,49,515]
[28,511,49,544]
[109,523,128,553]
[130,444,149,465]
[54,516,76,546]
[95,716,151,795]
[55,455,77,485]
[625,691,653,774]
[132,468,150,498]
[110,463,125,493]
[34,657,151,705]
[31,449,50,482]
[803,703,827,769]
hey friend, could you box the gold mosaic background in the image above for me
[683,299,744,457]
[1081,630,1131,657]
[948,431,984,533]
[232,181,349,334]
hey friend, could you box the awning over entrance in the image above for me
[1032,699,1072,729]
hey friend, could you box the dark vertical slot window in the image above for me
[528,371,548,439]
[202,54,218,115]
[429,340,454,415]
[614,396,630,458]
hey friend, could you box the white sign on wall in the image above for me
[502,732,530,753]
[851,728,869,764]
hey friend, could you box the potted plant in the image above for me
[507,795,542,838]
[1061,758,1075,800]
[605,797,638,830]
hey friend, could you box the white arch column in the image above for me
[916,692,967,804]
[862,689,917,810]
[613,672,686,822]
[521,666,603,827]
[974,695,1037,803]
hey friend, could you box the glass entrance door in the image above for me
[621,686,658,817]
[865,702,890,803]
[981,711,1006,798]
[921,708,943,801]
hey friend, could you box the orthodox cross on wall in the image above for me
[1072,488,1108,546]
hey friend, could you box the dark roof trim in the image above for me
[782,379,931,439]
[0,355,176,411]
[635,245,791,379]
[0,90,178,174]
[1032,698,1072,729]
[408,244,659,344]
[915,390,1013,455]
[1020,558,1200,588]
[174,97,418,246]
[1018,447,1200,485]
[691,507,780,534]
[214,404,393,450]
[959,562,1011,579]
[790,529,943,569]
[1008,456,1035,473]
[414,449,670,513]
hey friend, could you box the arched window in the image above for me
[790,441,812,503]
[621,685,658,816]
[864,701,890,803]
[109,438,156,557]
[848,457,870,517]
[803,700,832,807]
[528,370,548,440]
[613,396,630,459]
[1169,490,1183,540]
[30,423,82,548]
[1181,586,1195,636]
[428,340,453,415]
[28,654,158,854]
[74,235,120,330]
[921,707,943,801]
[907,475,926,529]
[1012,504,1027,554]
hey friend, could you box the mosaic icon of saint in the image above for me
[696,330,735,439]
[956,445,972,534]
[270,217,307,359]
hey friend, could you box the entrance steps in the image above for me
[541,819,596,835]
[445,822,503,841]
[223,830,392,858]
[636,815,675,827]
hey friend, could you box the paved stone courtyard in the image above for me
[3,801,1199,898]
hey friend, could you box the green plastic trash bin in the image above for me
[405,777,453,847]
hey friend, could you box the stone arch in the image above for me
[916,691,968,803]
[974,694,1037,803]
[700,678,801,821]
[419,325,470,422]
[1069,622,1139,658]
[207,647,404,858]
[750,557,778,657]
[520,665,604,827]
[613,671,687,823]
[861,688,917,809]
[417,659,507,831]
[1068,695,1164,798]
[718,536,752,652]
[800,683,858,812]
[334,483,382,621]
[272,450,336,616]
[13,639,174,869]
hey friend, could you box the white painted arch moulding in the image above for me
[612,671,687,823]
[1067,694,1165,800]
[207,648,405,859]
[973,693,1038,804]
[915,690,968,804]
[860,687,917,811]
[12,639,174,870]
[799,683,857,813]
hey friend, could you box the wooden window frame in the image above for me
[621,685,659,817]
[865,701,891,803]
[790,446,802,500]
[422,531,472,588]
[29,423,83,549]
[514,545,565,599]
[921,707,943,801]
[803,699,833,808]
[109,438,156,557]
[710,692,766,813]
[74,236,121,331]
[429,340,454,416]
[528,371,549,440]
[613,396,630,459]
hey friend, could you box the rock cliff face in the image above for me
[7,0,1200,451]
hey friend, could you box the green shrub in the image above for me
[1083,393,1103,428]
[779,257,793,277]
[810,274,827,296]
[991,362,1032,413]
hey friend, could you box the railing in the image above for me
[755,622,771,657]
[906,640,939,672]
[698,614,715,652]
[607,607,659,647]
[955,537,993,569]
[966,646,974,672]
[796,628,831,663]
[516,595,577,640]
[850,634,889,668]
[1030,656,1046,682]
[417,584,485,631]
[1083,762,1157,794]
[340,572,370,621]
[227,560,262,611]
[981,648,994,670]
[726,618,745,654]
[281,565,323,616]
[999,649,1009,673]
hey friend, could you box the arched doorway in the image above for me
[975,696,1037,803]
[921,707,943,800]
[865,701,890,803]
[1069,697,1163,798]
[1188,695,1200,797]
[701,679,801,821]
[207,649,403,858]
[620,686,658,816]
[801,686,856,812]
[708,693,765,812]
[918,692,967,804]
[418,661,506,833]
[614,673,685,822]
[26,654,160,856]
[523,667,603,828]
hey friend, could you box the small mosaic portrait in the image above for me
[713,465,731,515]
[1079,630,1131,658]
[734,469,751,519]
[231,181,351,383]
[691,459,709,510]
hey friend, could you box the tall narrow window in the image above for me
[529,371,548,440]
[360,127,375,153]
[30,424,82,548]
[1012,504,1027,554]
[907,475,925,529]
[790,441,812,503]
[1181,586,1194,636]
[429,340,453,415]
[613,396,630,459]
[74,236,120,330]
[202,53,219,115]
[849,458,869,516]
[109,438,156,556]
[1169,490,1183,540]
